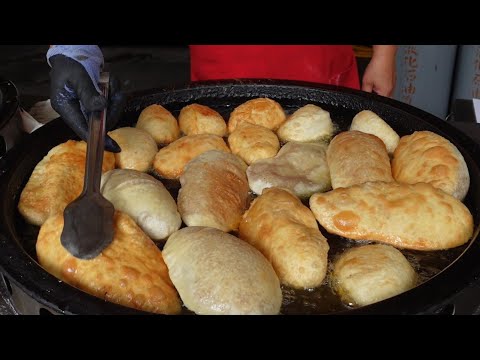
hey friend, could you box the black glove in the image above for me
[49,53,124,153]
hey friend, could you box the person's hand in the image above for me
[361,45,397,98]
[47,45,124,152]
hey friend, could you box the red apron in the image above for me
[189,45,360,89]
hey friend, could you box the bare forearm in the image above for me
[362,45,397,97]
[372,45,397,61]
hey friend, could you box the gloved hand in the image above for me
[47,45,124,152]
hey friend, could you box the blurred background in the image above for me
[1,45,479,121]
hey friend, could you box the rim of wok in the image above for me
[0,78,19,131]
[1,79,480,315]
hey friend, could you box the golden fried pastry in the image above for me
[136,104,180,145]
[332,244,417,306]
[309,181,473,250]
[327,131,393,189]
[18,140,115,226]
[277,104,334,142]
[107,127,158,172]
[163,227,282,315]
[178,150,249,232]
[153,134,230,179]
[239,187,330,289]
[392,131,470,200]
[178,103,227,137]
[101,169,182,242]
[228,97,286,133]
[350,110,400,154]
[36,211,181,315]
[228,122,280,165]
[246,141,331,199]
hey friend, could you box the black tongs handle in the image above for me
[83,72,109,194]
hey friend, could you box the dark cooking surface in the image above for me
[2,80,480,315]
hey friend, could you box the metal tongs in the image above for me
[60,72,115,260]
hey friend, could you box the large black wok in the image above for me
[1,80,480,315]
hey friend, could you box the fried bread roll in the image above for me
[136,104,180,145]
[108,127,158,172]
[178,151,249,232]
[228,97,286,133]
[246,141,331,199]
[277,104,334,142]
[392,130,470,200]
[37,211,181,315]
[332,244,416,306]
[327,130,393,189]
[178,103,227,137]
[153,134,230,179]
[101,169,181,241]
[309,181,473,250]
[228,122,280,165]
[18,140,115,226]
[239,187,329,289]
[349,110,400,155]
[163,227,282,315]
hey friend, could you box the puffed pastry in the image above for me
[36,211,181,315]
[246,141,331,199]
[309,181,473,251]
[101,169,182,241]
[178,150,249,232]
[239,187,330,289]
[332,244,417,306]
[153,134,230,179]
[18,140,115,226]
[163,227,282,315]
[392,130,470,200]
[228,122,280,165]
[136,104,180,145]
[277,104,334,143]
[228,97,286,133]
[178,103,227,137]
[107,127,158,172]
[327,130,393,189]
[349,110,400,155]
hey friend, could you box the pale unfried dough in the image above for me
[309,181,473,251]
